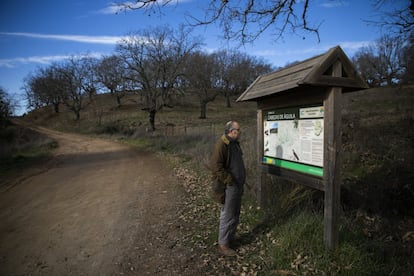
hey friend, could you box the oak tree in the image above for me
[116,25,201,130]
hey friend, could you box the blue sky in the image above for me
[0,0,406,114]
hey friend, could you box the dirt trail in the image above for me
[0,127,198,275]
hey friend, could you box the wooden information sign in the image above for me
[237,46,368,249]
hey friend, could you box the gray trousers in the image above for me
[218,184,243,245]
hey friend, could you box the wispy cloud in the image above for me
[98,0,192,14]
[320,0,349,8]
[0,52,105,68]
[254,41,371,58]
[252,40,371,66]
[338,41,371,50]
[254,47,325,58]
[0,32,124,44]
[0,55,70,68]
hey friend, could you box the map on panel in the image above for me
[263,105,324,177]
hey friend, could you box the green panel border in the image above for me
[263,156,323,177]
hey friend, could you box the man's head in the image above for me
[225,121,241,140]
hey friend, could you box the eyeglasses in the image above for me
[232,128,241,132]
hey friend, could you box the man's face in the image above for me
[229,123,241,140]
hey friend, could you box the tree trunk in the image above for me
[53,103,60,113]
[199,100,207,119]
[117,95,121,107]
[149,110,156,131]
[74,110,80,121]
[226,94,231,108]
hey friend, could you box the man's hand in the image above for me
[224,174,233,186]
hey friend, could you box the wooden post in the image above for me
[323,61,343,250]
[256,109,268,207]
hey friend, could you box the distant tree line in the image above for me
[352,34,414,87]
[23,26,273,130]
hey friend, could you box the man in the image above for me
[210,121,246,256]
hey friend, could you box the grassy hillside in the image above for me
[341,86,414,217]
[0,121,57,180]
[6,86,414,274]
[21,92,257,134]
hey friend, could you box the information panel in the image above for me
[263,105,324,177]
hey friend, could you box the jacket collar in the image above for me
[221,134,230,145]
[221,134,238,145]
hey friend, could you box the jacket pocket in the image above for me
[212,179,226,204]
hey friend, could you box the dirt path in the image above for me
[0,127,199,275]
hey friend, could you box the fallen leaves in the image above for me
[402,231,414,242]
[172,165,335,275]
[173,166,268,275]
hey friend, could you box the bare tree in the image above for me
[352,34,406,87]
[95,55,128,107]
[370,0,414,37]
[114,0,320,44]
[0,86,12,127]
[23,65,66,113]
[182,50,273,118]
[55,56,97,120]
[402,34,414,84]
[116,26,201,130]
[80,56,99,101]
[23,55,98,119]
[217,50,273,107]
[183,51,220,119]
[23,72,49,111]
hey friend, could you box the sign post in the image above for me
[323,61,343,249]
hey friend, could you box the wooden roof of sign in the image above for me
[237,46,368,102]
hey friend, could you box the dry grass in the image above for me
[0,122,57,177]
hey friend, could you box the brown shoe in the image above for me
[218,244,237,257]
[230,234,242,248]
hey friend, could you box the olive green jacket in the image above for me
[210,134,233,185]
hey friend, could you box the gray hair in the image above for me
[225,121,236,134]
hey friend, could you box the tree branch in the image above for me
[118,0,320,44]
